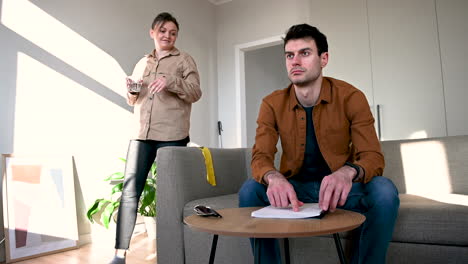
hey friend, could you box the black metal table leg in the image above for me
[254,238,260,264]
[209,234,218,264]
[333,233,347,264]
[284,238,290,264]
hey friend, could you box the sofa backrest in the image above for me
[246,135,468,195]
[246,135,468,196]
[244,148,282,180]
[381,135,468,195]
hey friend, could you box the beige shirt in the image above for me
[127,48,201,141]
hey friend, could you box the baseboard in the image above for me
[79,233,92,246]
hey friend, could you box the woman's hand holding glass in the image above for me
[126,77,143,95]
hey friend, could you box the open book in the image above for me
[251,203,326,219]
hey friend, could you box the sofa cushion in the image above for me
[392,194,468,246]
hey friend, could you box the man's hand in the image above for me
[318,166,355,212]
[265,171,304,211]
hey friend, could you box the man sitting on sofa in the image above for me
[238,24,400,264]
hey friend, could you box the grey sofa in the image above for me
[156,135,468,264]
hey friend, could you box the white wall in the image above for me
[216,0,311,147]
[0,0,216,259]
[308,0,373,101]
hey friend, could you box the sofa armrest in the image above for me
[156,146,251,264]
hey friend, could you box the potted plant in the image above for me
[86,158,157,231]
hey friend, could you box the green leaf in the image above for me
[146,178,156,186]
[139,184,156,217]
[140,190,155,208]
[101,201,120,229]
[86,198,111,222]
[104,172,124,181]
[150,162,157,177]
[111,182,124,195]
[86,199,103,222]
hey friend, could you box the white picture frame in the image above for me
[1,154,78,263]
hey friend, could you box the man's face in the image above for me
[284,38,328,86]
[150,21,178,51]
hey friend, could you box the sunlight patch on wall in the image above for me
[14,52,134,207]
[1,0,126,93]
[409,130,428,139]
[401,140,452,196]
[14,52,133,155]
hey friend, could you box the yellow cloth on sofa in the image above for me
[200,147,216,186]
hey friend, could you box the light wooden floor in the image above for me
[13,232,156,264]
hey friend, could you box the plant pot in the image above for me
[144,216,157,240]
[143,216,157,259]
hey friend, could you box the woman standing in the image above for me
[110,12,201,264]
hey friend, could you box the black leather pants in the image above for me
[115,137,189,249]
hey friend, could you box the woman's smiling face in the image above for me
[150,21,178,51]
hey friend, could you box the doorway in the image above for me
[244,45,290,147]
[235,35,290,148]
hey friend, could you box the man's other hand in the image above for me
[265,172,304,211]
[318,166,355,212]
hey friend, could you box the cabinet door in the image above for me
[437,0,468,136]
[310,0,374,104]
[368,0,447,140]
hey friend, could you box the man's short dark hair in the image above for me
[151,12,179,31]
[284,24,328,55]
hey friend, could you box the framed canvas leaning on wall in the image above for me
[1,154,78,263]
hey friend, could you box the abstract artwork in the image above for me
[2,154,78,263]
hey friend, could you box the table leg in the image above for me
[209,235,218,264]
[333,233,347,264]
[254,238,260,264]
[284,238,290,264]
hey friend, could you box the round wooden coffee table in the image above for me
[184,207,365,264]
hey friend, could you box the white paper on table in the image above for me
[251,203,324,219]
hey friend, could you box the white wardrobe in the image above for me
[312,0,467,141]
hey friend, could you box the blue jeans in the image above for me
[238,176,400,264]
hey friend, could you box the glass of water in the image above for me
[127,77,143,93]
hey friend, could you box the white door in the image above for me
[436,0,468,136]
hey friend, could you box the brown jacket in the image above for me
[127,48,201,141]
[251,77,384,184]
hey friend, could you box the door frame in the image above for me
[234,34,284,147]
